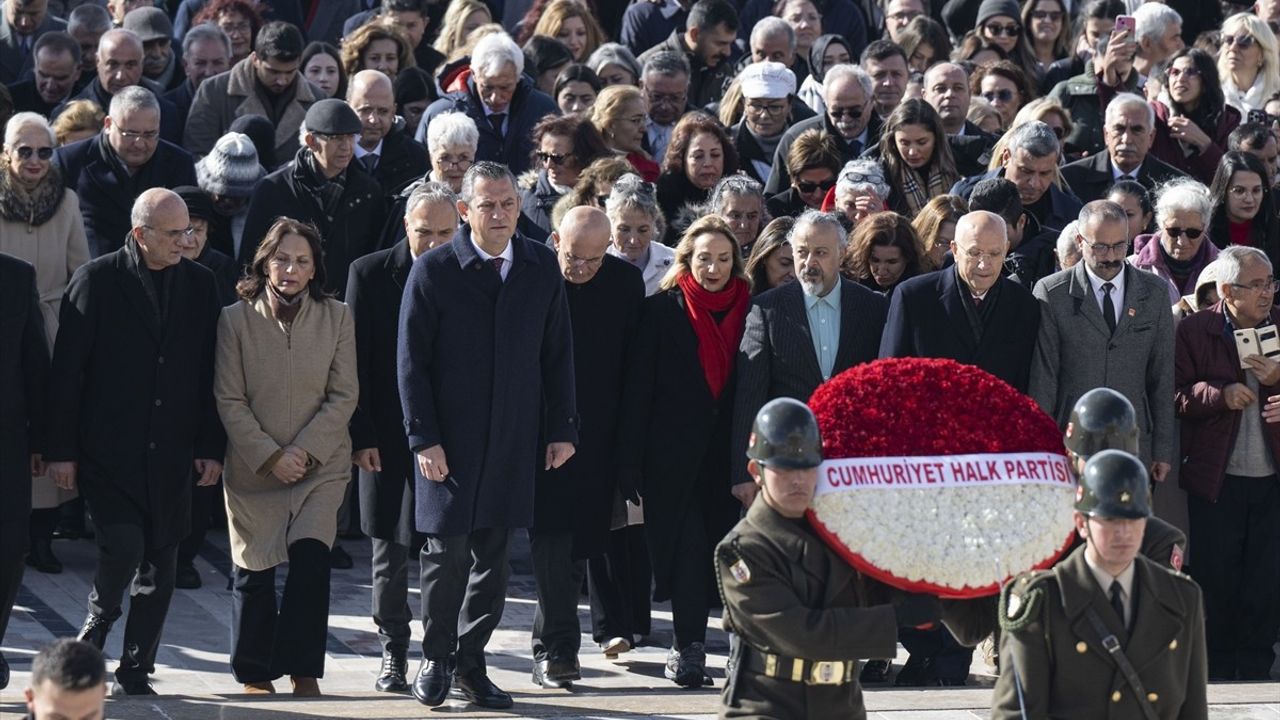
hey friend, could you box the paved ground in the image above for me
[2,529,1278,718]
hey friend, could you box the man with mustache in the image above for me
[1060,94,1186,204]
[1029,199,1177,486]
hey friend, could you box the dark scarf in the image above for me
[677,273,750,399]
[265,283,305,324]
[0,163,65,226]
[292,146,346,218]
[123,235,173,327]
[1157,240,1202,292]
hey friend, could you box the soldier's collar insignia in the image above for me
[730,558,751,583]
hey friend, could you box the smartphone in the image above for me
[1249,109,1270,126]
[1235,328,1258,368]
[1114,15,1135,35]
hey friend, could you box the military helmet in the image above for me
[1075,449,1152,519]
[746,398,824,469]
[1064,388,1139,458]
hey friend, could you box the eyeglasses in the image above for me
[961,248,1005,262]
[645,91,686,107]
[1047,124,1066,139]
[746,101,788,116]
[1221,33,1256,49]
[828,105,863,119]
[1082,239,1128,254]
[1030,10,1063,21]
[1232,279,1280,293]
[14,146,53,160]
[536,151,569,165]
[143,225,195,240]
[982,89,1016,103]
[1167,65,1201,79]
[564,252,604,266]
[983,22,1021,37]
[312,132,356,142]
[886,10,921,22]
[437,154,473,169]
[116,127,159,142]
[1163,226,1203,239]
[1228,185,1264,198]
[594,194,610,206]
[795,178,836,194]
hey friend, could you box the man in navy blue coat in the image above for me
[397,162,578,710]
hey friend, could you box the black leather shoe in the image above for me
[111,680,157,696]
[545,653,580,683]
[532,660,567,689]
[0,652,10,690]
[893,655,934,687]
[25,540,62,574]
[375,651,409,693]
[453,670,513,709]
[859,658,891,684]
[329,545,353,569]
[77,610,120,651]
[174,562,202,589]
[411,658,452,706]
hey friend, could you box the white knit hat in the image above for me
[196,132,266,198]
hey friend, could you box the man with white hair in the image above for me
[952,121,1084,233]
[832,157,889,223]
[1060,92,1186,203]
[54,85,197,257]
[765,64,880,194]
[730,61,797,185]
[44,187,224,696]
[1132,2,1184,78]
[417,32,558,176]
[737,15,813,96]
[731,209,888,503]
[347,69,429,197]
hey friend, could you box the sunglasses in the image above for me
[1167,66,1201,79]
[796,178,836,194]
[982,89,1017,103]
[15,146,53,160]
[984,22,1021,37]
[1164,226,1203,239]
[1222,33,1256,49]
[1030,10,1062,21]
[536,151,569,165]
[828,105,863,120]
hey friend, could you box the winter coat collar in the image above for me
[0,164,65,226]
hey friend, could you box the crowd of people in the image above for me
[1,0,1279,713]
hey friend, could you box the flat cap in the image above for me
[123,7,172,43]
[305,98,362,135]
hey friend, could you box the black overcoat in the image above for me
[43,245,225,547]
[348,240,416,544]
[397,227,578,536]
[0,254,50,552]
[533,256,644,556]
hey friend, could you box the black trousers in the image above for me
[178,481,224,566]
[668,506,712,650]
[1187,473,1280,680]
[529,530,586,661]
[588,525,652,644]
[419,528,510,675]
[230,538,330,683]
[900,625,974,681]
[0,550,24,647]
[87,521,178,684]
[371,536,418,656]
[29,507,58,546]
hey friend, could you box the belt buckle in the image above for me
[808,660,844,685]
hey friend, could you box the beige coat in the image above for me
[214,292,357,571]
[184,57,325,162]
[0,187,89,509]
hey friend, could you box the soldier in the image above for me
[993,450,1208,719]
[1064,388,1187,571]
[715,398,942,719]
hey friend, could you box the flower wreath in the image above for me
[806,357,1076,598]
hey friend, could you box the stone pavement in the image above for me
[2,530,1278,719]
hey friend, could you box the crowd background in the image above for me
[0,0,1278,706]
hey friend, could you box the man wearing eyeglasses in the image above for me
[44,187,225,696]
[1174,245,1280,681]
[54,85,197,258]
[765,64,880,195]
[1030,199,1176,488]
[1060,93,1186,203]
[638,50,690,164]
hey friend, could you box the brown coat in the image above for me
[183,57,325,162]
[1174,304,1280,503]
[214,292,357,571]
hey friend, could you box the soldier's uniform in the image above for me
[991,451,1208,720]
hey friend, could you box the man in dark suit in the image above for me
[347,182,458,695]
[54,85,198,258]
[0,253,49,691]
[347,70,430,198]
[532,207,645,689]
[1030,199,1176,484]
[966,178,1057,289]
[162,23,230,132]
[6,31,80,116]
[953,121,1083,234]
[44,189,224,696]
[398,162,577,709]
[766,64,882,194]
[922,62,997,176]
[732,209,888,500]
[1060,92,1187,203]
[0,0,66,84]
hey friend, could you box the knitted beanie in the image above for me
[975,0,1022,29]
[196,132,265,198]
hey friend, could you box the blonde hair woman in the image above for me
[1217,13,1280,115]
[50,100,104,145]
[590,84,659,181]
[532,0,605,62]
[340,20,415,79]
[432,0,491,58]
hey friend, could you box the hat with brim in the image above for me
[123,7,173,43]
[739,61,796,99]
[305,98,362,135]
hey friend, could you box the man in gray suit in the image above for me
[1030,199,1176,483]
[730,209,889,507]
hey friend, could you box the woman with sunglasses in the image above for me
[974,0,1041,84]
[1022,0,1071,72]
[970,60,1035,135]
[876,98,960,216]
[0,112,89,575]
[765,127,841,218]
[521,114,611,237]
[1218,14,1280,115]
[1129,178,1220,304]
[1208,151,1280,266]
[1142,48,1242,180]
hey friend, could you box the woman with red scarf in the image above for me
[618,215,751,689]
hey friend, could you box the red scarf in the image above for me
[677,272,750,399]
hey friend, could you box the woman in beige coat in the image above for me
[213,217,357,698]
[0,112,90,574]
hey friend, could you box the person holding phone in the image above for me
[1047,12,1140,157]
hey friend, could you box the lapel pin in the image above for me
[1127,308,1136,317]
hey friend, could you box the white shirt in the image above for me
[355,139,384,160]
[1084,262,1127,327]
[1084,551,1136,628]
[1110,159,1140,183]
[470,237,516,281]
